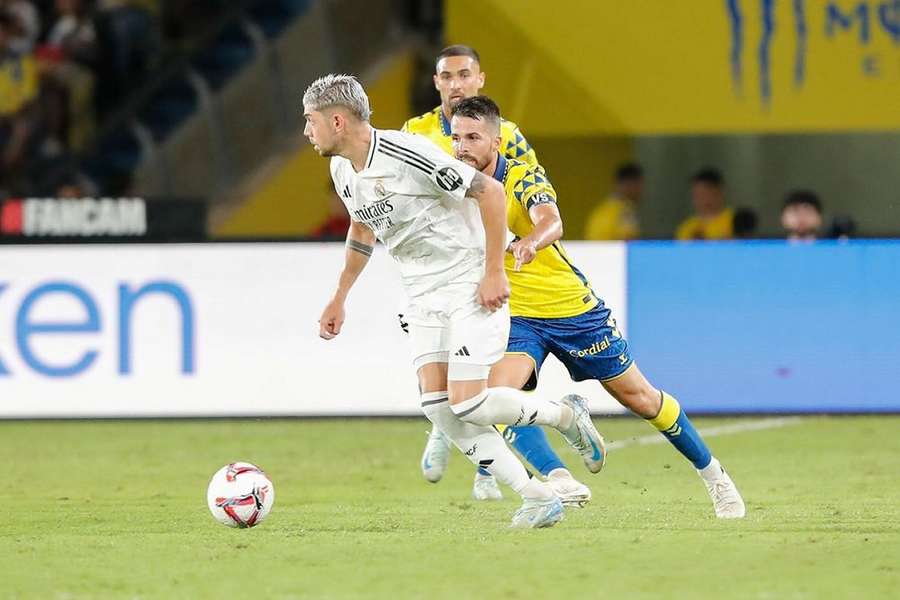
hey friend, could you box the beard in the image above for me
[458,153,489,171]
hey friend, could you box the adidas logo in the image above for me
[342,185,351,199]
[454,346,471,357]
[478,459,494,469]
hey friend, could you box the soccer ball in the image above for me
[206,462,275,528]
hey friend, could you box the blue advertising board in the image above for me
[626,240,900,413]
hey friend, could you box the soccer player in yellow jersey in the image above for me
[408,46,590,506]
[451,96,746,518]
[401,45,537,167]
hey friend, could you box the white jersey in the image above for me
[330,128,484,299]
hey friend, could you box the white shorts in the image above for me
[406,282,510,381]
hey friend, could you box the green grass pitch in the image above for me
[2,416,898,599]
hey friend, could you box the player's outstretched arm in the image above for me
[509,203,563,270]
[466,171,510,311]
[319,221,376,340]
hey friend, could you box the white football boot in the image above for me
[510,495,565,529]
[698,458,746,519]
[472,472,503,501]
[421,428,451,483]
[558,394,607,473]
[546,468,592,508]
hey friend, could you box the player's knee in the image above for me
[449,389,492,425]
[614,381,660,419]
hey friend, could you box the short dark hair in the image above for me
[451,95,501,130]
[783,189,822,214]
[615,163,643,182]
[691,167,724,187]
[436,45,481,66]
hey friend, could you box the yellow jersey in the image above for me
[402,106,538,167]
[493,154,599,319]
[675,207,735,240]
[0,53,38,117]
[583,195,639,240]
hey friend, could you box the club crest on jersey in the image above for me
[435,167,463,192]
[374,180,387,198]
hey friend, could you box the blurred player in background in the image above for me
[305,74,606,528]
[676,168,735,241]
[403,45,536,165]
[402,44,589,505]
[451,96,746,519]
[583,163,644,240]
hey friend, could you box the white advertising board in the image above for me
[0,242,626,417]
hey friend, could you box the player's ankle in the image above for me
[520,478,554,501]
[697,457,721,480]
[557,405,575,431]
[546,467,572,480]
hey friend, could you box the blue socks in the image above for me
[503,425,566,476]
[648,391,712,469]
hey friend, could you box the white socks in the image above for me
[421,391,552,500]
[450,387,570,430]
[697,457,723,482]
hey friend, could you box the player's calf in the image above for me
[448,386,569,431]
[422,389,557,505]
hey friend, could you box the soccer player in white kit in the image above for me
[304,74,606,528]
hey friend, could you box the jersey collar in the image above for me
[491,153,509,183]
[362,128,378,171]
[438,107,452,136]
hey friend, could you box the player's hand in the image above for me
[319,298,346,340]
[509,239,537,271]
[477,270,510,312]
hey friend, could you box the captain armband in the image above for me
[525,192,556,210]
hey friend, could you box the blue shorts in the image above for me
[508,303,633,390]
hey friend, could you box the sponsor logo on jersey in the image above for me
[435,167,463,192]
[568,336,612,358]
[352,199,395,231]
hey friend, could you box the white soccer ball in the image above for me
[206,462,275,528]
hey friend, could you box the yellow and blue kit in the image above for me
[495,153,712,470]
[402,108,561,476]
[492,153,634,385]
[402,106,538,167]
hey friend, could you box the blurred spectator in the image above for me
[93,0,159,111]
[1,10,40,180]
[732,207,758,239]
[827,215,856,240]
[676,167,734,240]
[310,184,351,240]
[36,0,99,151]
[0,0,40,54]
[53,168,95,197]
[583,162,643,240]
[781,189,823,241]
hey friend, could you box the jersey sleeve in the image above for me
[329,158,357,223]
[501,122,538,167]
[512,165,557,211]
[393,132,478,202]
